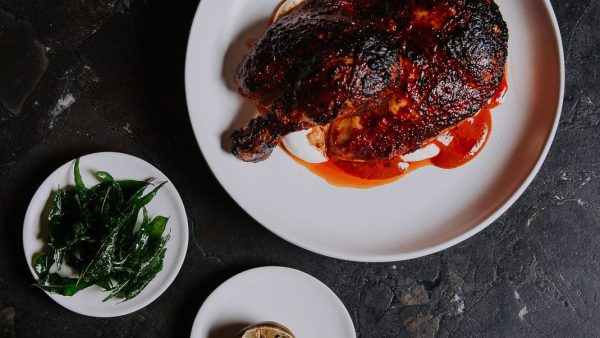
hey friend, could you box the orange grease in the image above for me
[431,108,492,169]
[282,147,430,188]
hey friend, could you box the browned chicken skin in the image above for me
[231,0,508,163]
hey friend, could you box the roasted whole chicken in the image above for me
[231,0,508,163]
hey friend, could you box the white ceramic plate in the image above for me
[190,266,356,338]
[185,0,564,262]
[22,152,189,317]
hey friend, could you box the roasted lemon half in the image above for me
[235,322,295,338]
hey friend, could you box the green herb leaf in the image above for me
[95,171,114,183]
[32,252,55,279]
[131,182,167,210]
[36,274,91,296]
[78,212,134,283]
[73,158,88,201]
[119,180,151,201]
[105,235,169,301]
[146,216,169,240]
[47,188,79,248]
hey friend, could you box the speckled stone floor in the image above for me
[0,0,599,337]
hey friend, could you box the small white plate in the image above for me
[190,267,356,338]
[185,0,564,261]
[22,152,189,317]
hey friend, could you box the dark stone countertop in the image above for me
[0,1,598,337]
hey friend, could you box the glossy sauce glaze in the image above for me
[282,75,508,189]
[267,0,508,188]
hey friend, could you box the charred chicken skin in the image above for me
[231,0,508,163]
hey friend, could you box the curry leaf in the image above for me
[119,180,151,201]
[37,274,91,296]
[146,216,169,240]
[95,171,114,183]
[136,181,166,207]
[47,188,79,248]
[31,159,170,301]
[73,158,88,201]
[32,252,55,279]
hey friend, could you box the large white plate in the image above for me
[22,152,189,317]
[185,0,564,262]
[190,266,356,338]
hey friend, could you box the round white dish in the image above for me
[22,152,189,317]
[185,0,565,262]
[190,266,356,338]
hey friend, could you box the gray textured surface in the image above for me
[0,0,598,337]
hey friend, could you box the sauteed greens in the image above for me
[31,158,170,301]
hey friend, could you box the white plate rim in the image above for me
[184,0,565,262]
[189,266,356,338]
[22,152,189,317]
